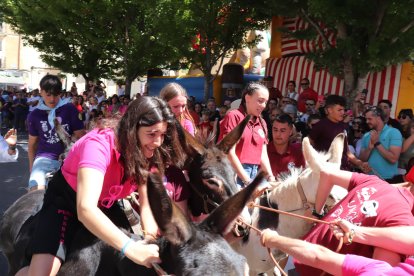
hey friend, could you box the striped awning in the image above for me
[281,17,336,57]
[265,56,402,115]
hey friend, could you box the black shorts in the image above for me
[30,170,80,262]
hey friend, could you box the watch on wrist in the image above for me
[373,141,381,148]
[311,209,325,219]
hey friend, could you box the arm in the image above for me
[77,168,160,267]
[137,183,159,238]
[372,247,401,267]
[260,144,275,181]
[261,229,345,276]
[359,136,372,162]
[346,150,370,173]
[402,135,414,153]
[374,144,401,164]
[367,129,402,163]
[4,128,18,157]
[0,130,18,162]
[314,167,352,213]
[73,129,86,140]
[228,145,250,183]
[28,135,39,172]
[335,220,414,255]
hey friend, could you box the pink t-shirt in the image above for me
[62,128,136,208]
[183,119,195,136]
[343,255,414,276]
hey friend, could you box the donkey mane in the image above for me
[274,167,304,187]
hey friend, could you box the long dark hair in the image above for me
[116,96,185,185]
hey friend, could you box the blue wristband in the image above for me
[120,238,133,257]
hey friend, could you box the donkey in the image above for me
[0,115,252,275]
[232,134,348,275]
[0,171,266,275]
[179,115,251,217]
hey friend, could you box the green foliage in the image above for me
[242,0,414,93]
[0,0,186,93]
[169,0,270,100]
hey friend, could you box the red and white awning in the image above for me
[265,56,402,115]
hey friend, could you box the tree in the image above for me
[0,0,116,86]
[0,0,184,95]
[242,0,414,97]
[172,0,270,101]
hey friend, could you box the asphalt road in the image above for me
[0,132,30,275]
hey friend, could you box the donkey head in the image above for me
[180,115,252,216]
[147,170,266,275]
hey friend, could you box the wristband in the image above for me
[8,145,16,151]
[346,228,355,245]
[312,209,325,219]
[120,238,133,257]
[373,141,381,148]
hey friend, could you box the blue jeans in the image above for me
[236,163,259,189]
[28,157,61,189]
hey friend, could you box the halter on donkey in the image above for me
[0,116,254,275]
[232,133,348,275]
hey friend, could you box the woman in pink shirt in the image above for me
[160,82,196,136]
[18,97,186,276]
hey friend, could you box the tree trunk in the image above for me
[125,78,132,96]
[83,74,90,91]
[203,74,212,102]
[356,74,369,95]
[342,57,355,99]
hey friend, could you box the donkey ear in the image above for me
[216,115,251,154]
[326,132,345,165]
[175,119,205,156]
[200,171,266,234]
[302,137,322,172]
[146,172,192,245]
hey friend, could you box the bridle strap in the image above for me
[296,177,308,208]
[189,184,219,214]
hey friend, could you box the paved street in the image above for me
[0,132,30,275]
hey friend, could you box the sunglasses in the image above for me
[300,83,309,86]
[305,103,315,106]
[352,121,361,125]
[282,100,291,104]
[100,185,123,208]
[398,115,408,119]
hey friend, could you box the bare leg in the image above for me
[29,185,46,192]
[16,254,62,276]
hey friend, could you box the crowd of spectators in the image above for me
[2,74,414,275]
